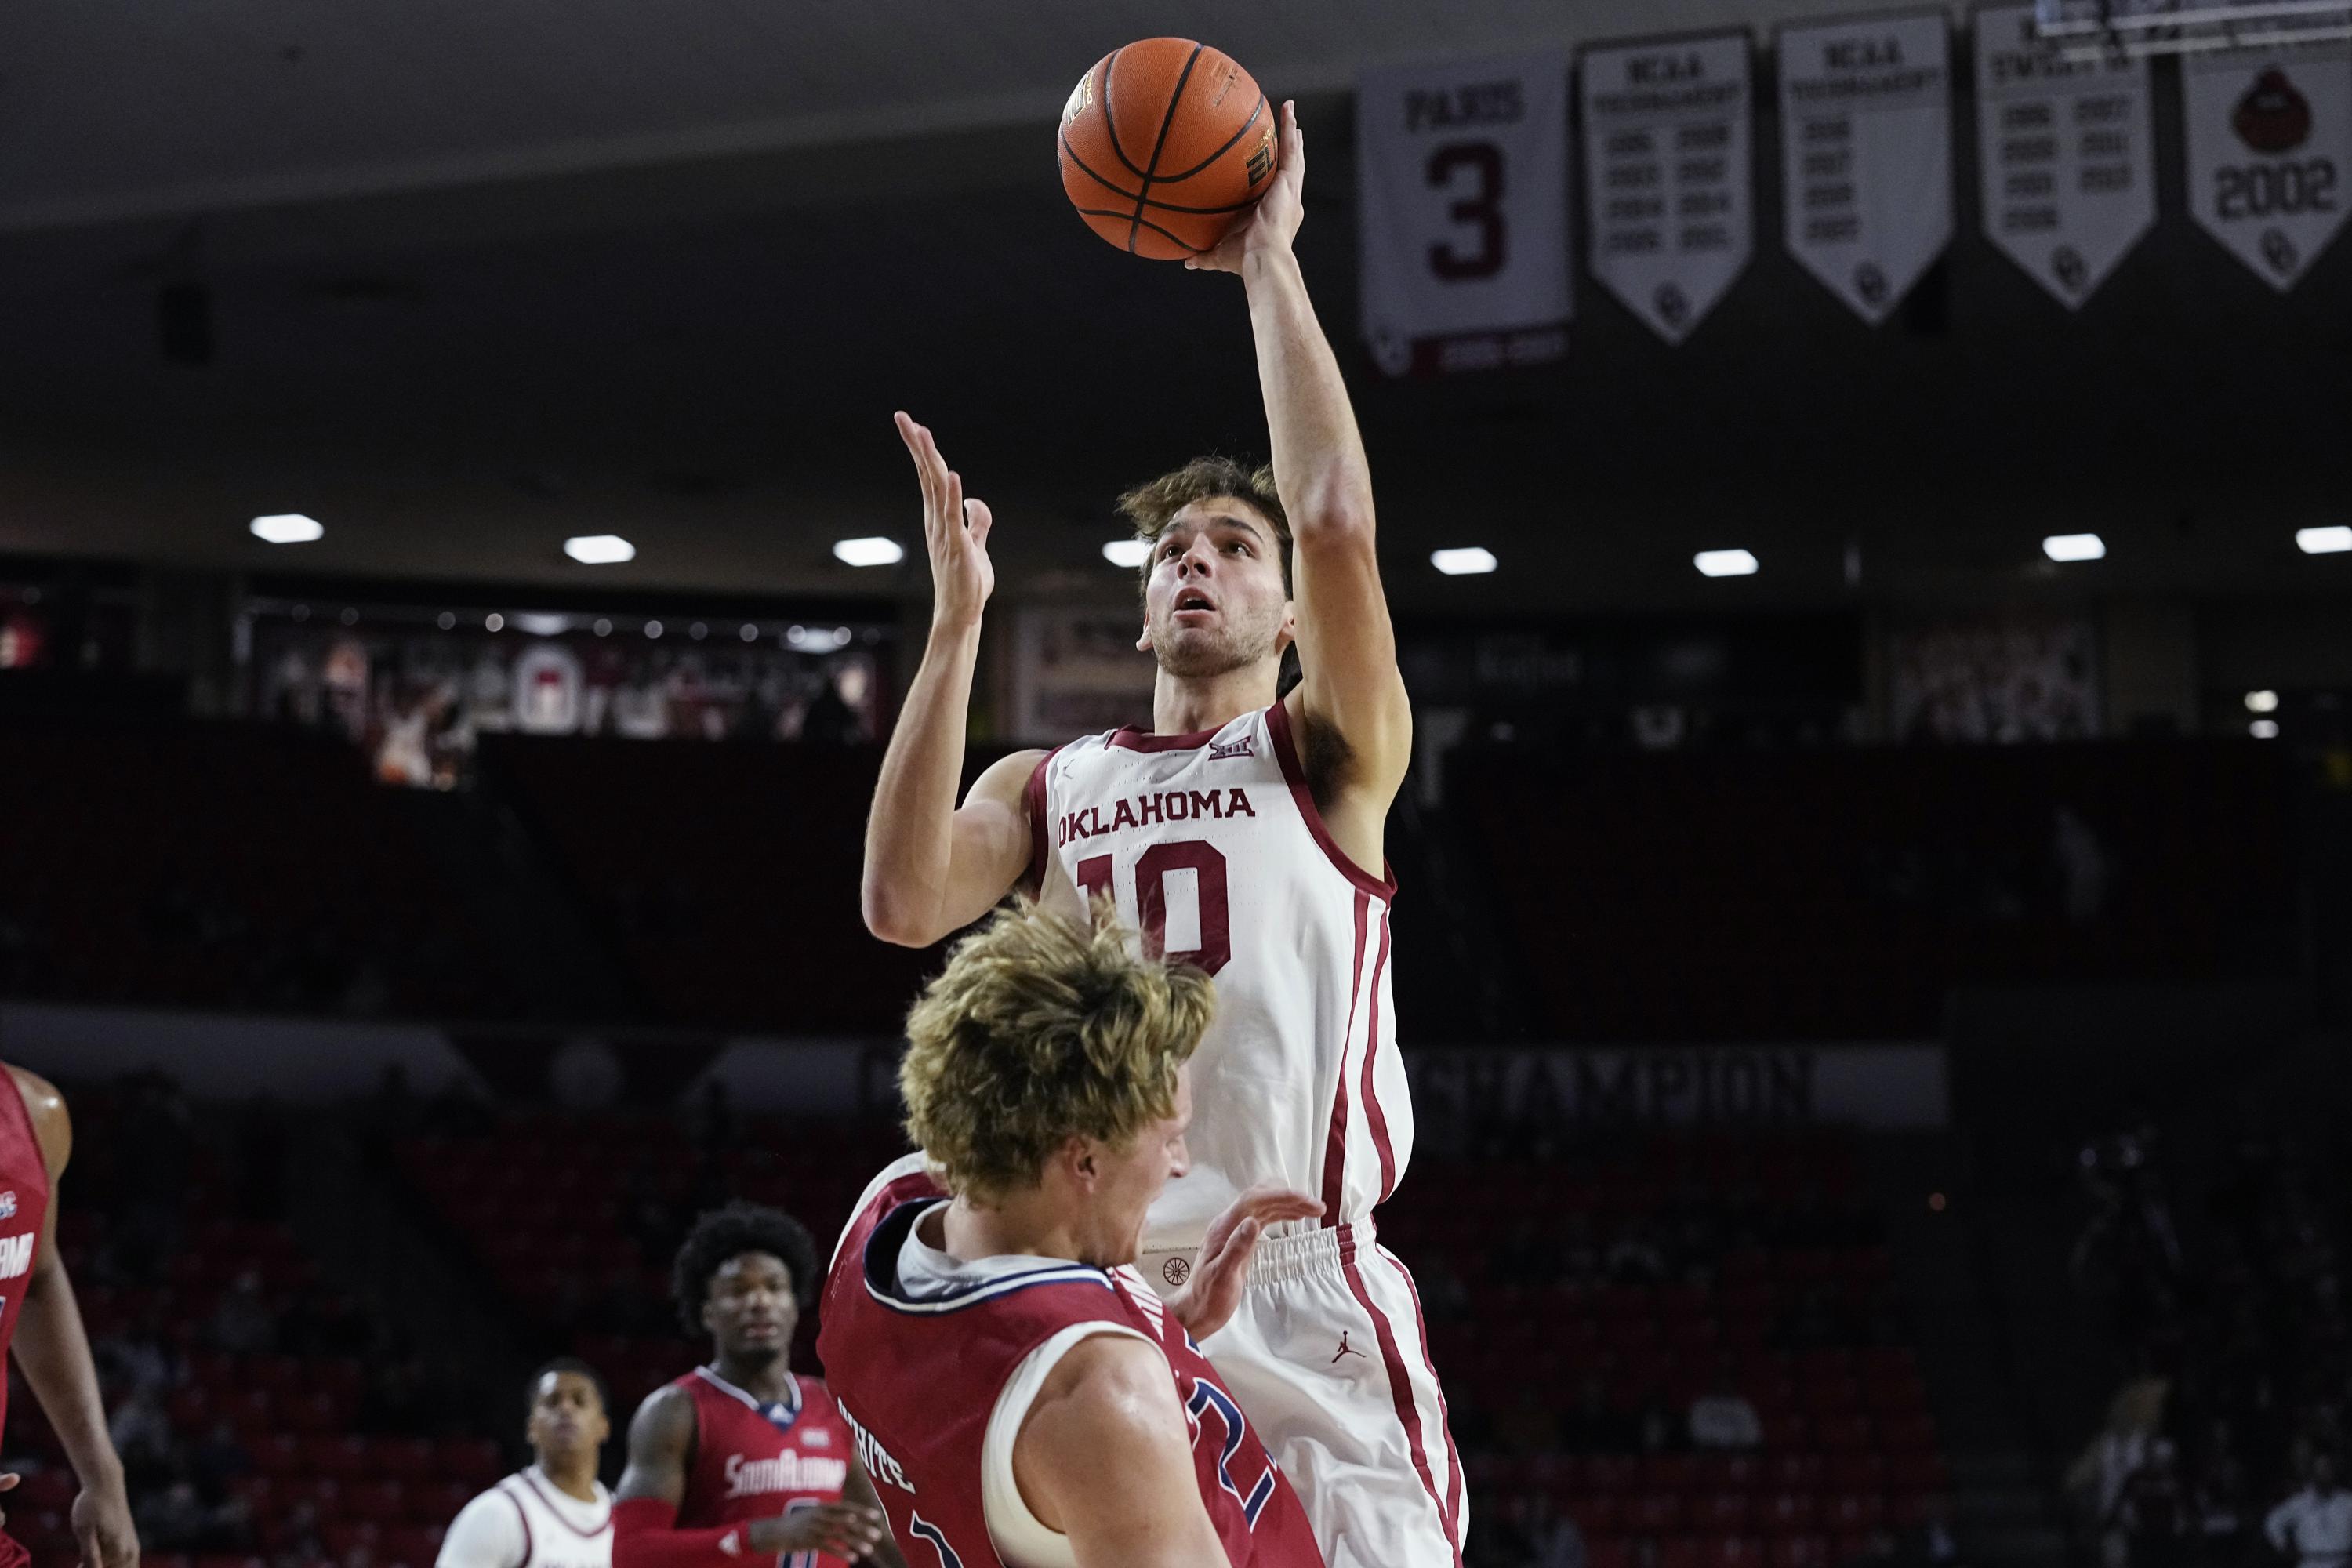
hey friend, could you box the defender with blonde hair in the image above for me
[862,99,1457,1568]
[819,903,1324,1568]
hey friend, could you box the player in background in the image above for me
[437,1359,615,1568]
[613,1203,900,1568]
[862,103,1459,1567]
[822,901,1325,1568]
[0,1065,138,1568]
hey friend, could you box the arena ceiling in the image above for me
[1,0,2347,615]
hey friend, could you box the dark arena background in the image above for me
[2,2,2350,1568]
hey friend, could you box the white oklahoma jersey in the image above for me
[1023,697,1410,1252]
[436,1468,612,1568]
[1021,697,1465,1568]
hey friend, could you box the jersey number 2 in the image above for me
[1185,1378,1276,1527]
[1075,840,1232,975]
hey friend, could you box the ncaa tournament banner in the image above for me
[1356,49,1573,377]
[1580,32,1756,343]
[1973,5,2157,307]
[2181,22,2352,290]
[1777,13,1955,322]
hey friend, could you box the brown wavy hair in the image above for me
[1116,457,1294,595]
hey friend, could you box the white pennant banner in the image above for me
[1357,49,1573,376]
[1973,5,2157,307]
[2183,30,2352,290]
[1777,13,1955,322]
[1581,33,1755,343]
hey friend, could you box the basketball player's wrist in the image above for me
[927,609,985,644]
[1240,237,1299,282]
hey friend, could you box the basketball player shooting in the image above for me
[863,103,1462,1568]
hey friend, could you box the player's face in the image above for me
[1137,501,1293,681]
[702,1250,799,1366]
[525,1370,610,1465]
[1078,1065,1193,1269]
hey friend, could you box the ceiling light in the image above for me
[250,514,324,544]
[2245,690,2279,713]
[2297,525,2352,554]
[2043,533,2106,562]
[2251,719,2280,739]
[1694,549,1759,578]
[564,534,635,565]
[484,612,505,633]
[1431,547,1499,576]
[1103,539,1152,568]
[833,537,904,568]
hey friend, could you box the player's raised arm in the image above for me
[1014,1336,1233,1568]
[1191,102,1413,804]
[860,413,1045,948]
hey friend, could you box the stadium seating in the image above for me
[0,1086,499,1568]
[0,720,508,1018]
[400,1113,1949,1568]
[1449,739,2294,1039]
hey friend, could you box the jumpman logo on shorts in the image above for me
[1331,1332,1367,1365]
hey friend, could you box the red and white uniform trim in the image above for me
[1025,699,1410,1253]
[1020,700,1463,1568]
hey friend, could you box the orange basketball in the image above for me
[1058,38,1277,260]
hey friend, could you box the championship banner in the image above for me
[1580,32,1755,343]
[2182,26,2352,290]
[1973,5,2157,307]
[1356,49,1572,376]
[1777,13,1955,322]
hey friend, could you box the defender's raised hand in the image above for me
[1167,1185,1325,1340]
[1186,100,1305,275]
[895,412,994,633]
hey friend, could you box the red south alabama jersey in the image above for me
[816,1159,1323,1568]
[0,1071,50,1568]
[673,1365,855,1568]
[0,1073,48,1443]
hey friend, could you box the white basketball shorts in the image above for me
[1142,1218,1467,1568]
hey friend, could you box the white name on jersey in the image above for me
[720,1451,848,1500]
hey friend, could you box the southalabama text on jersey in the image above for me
[719,1450,847,1501]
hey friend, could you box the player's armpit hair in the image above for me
[670,1201,822,1333]
[899,899,1214,1206]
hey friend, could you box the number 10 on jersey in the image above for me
[1074,840,1232,976]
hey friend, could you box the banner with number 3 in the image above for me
[1356,49,1573,377]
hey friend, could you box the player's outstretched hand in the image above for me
[71,1479,138,1568]
[750,1501,891,1561]
[894,412,994,633]
[1168,1184,1324,1340]
[1186,100,1305,276]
